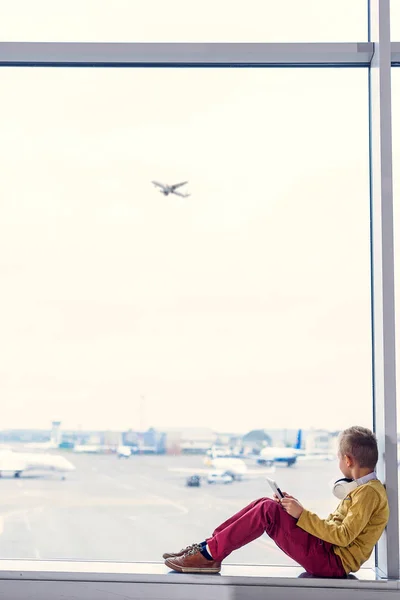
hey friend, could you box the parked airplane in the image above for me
[257,429,303,467]
[0,449,76,479]
[257,429,335,466]
[151,181,190,197]
[169,456,275,482]
[206,445,233,458]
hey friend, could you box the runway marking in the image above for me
[159,498,189,516]
[0,505,46,536]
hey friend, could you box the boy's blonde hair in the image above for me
[338,426,378,470]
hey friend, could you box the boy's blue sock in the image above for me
[199,541,213,561]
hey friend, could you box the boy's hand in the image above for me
[281,496,304,519]
[273,492,296,503]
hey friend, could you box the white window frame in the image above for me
[0,0,399,596]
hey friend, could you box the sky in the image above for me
[0,0,367,42]
[0,1,399,435]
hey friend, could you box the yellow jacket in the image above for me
[297,479,389,574]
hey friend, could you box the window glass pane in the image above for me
[0,67,371,568]
[393,70,400,570]
[391,1,400,41]
[0,0,367,42]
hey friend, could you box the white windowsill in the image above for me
[0,560,388,584]
[0,561,397,600]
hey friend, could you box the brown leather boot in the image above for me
[165,545,221,574]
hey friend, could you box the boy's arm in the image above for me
[297,487,380,547]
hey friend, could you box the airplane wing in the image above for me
[172,191,190,198]
[152,181,165,189]
[171,181,188,190]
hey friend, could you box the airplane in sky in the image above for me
[151,181,190,197]
[0,449,76,479]
[168,456,275,483]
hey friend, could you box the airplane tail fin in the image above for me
[294,429,302,450]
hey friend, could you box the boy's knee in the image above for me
[259,497,282,535]
[259,497,280,514]
[255,497,275,503]
[261,497,277,506]
[250,497,281,520]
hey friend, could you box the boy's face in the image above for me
[338,452,352,478]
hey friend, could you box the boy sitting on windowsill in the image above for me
[163,426,389,578]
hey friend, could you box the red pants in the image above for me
[206,498,346,578]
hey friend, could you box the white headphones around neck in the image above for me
[332,472,377,500]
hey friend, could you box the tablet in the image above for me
[266,478,284,500]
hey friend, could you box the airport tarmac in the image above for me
[0,453,374,568]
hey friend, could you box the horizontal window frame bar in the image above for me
[0,62,375,68]
[0,41,376,67]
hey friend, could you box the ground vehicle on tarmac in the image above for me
[186,475,201,487]
[207,470,234,485]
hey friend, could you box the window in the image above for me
[0,0,368,43]
[392,71,400,567]
[394,69,400,295]
[0,66,372,565]
[391,1,400,42]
